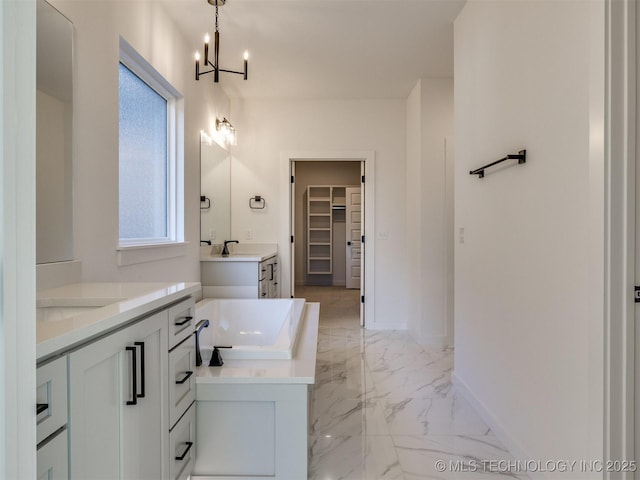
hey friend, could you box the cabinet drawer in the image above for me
[36,356,67,444]
[37,428,68,480]
[169,402,196,480]
[259,279,268,298]
[168,298,195,350]
[169,335,196,428]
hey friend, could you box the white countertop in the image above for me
[195,302,319,385]
[36,282,201,361]
[199,243,277,262]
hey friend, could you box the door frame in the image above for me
[606,0,636,476]
[1,0,38,477]
[280,151,375,327]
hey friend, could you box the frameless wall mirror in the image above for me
[36,0,74,264]
[200,134,231,246]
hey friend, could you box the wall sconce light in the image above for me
[194,0,248,83]
[216,117,236,145]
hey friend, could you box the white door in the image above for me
[345,187,361,289]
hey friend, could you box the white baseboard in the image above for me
[420,333,451,347]
[451,371,541,480]
[365,322,407,331]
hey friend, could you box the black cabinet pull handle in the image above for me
[134,342,145,398]
[175,441,193,461]
[126,346,137,406]
[174,316,193,326]
[36,403,48,415]
[176,371,193,385]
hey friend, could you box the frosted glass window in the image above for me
[119,62,168,240]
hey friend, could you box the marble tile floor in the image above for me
[295,285,526,480]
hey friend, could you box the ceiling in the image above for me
[161,0,466,100]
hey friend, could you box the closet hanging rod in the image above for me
[469,149,526,178]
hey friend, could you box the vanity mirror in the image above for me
[200,134,231,245]
[36,0,74,264]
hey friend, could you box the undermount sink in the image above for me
[36,293,127,322]
[36,305,103,322]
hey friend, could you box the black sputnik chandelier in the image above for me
[195,0,248,83]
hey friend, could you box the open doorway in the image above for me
[291,160,364,327]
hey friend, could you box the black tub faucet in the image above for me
[221,240,239,257]
[194,319,209,366]
[209,346,232,367]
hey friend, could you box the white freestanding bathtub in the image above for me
[194,298,306,360]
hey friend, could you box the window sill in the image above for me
[116,242,189,266]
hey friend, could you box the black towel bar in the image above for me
[470,149,526,178]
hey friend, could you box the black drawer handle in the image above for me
[174,316,193,327]
[175,441,193,461]
[175,371,193,385]
[126,346,137,406]
[36,403,48,415]
[134,342,145,398]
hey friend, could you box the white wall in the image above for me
[46,0,231,283]
[405,78,454,346]
[453,0,603,474]
[230,99,408,328]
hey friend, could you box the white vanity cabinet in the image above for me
[36,356,68,480]
[69,310,168,480]
[37,429,68,480]
[259,255,279,298]
[167,298,197,480]
[201,254,279,299]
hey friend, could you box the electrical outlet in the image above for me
[209,229,216,240]
[459,227,465,244]
[246,229,253,240]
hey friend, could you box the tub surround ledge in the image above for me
[195,302,319,385]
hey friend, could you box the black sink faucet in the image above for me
[221,240,239,257]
